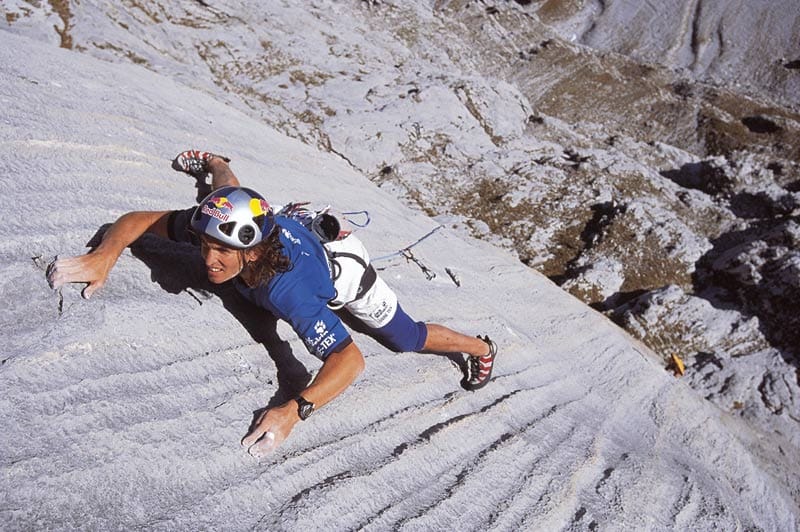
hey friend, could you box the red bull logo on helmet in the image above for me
[250,197,270,217]
[201,202,230,222]
[211,196,235,211]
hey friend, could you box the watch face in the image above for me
[297,397,315,420]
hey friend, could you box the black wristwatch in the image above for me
[296,395,315,420]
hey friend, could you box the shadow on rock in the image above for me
[336,307,468,388]
[691,216,800,366]
[729,190,799,219]
[741,116,782,135]
[660,160,734,197]
[549,200,627,286]
[85,226,313,413]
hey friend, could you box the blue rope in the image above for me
[341,210,371,228]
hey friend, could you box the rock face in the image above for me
[4,0,799,463]
[532,0,800,109]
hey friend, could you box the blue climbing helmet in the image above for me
[191,186,274,249]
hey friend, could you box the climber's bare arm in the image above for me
[47,211,170,299]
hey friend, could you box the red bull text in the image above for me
[201,203,230,222]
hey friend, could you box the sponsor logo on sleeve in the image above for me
[305,319,337,356]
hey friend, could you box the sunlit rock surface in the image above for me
[2,2,799,528]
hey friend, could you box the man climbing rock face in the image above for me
[47,150,498,457]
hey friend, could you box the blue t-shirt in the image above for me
[169,209,351,359]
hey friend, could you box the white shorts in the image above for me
[325,234,398,329]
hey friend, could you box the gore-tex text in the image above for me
[305,319,337,357]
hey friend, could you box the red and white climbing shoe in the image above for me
[464,335,497,391]
[171,149,230,177]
